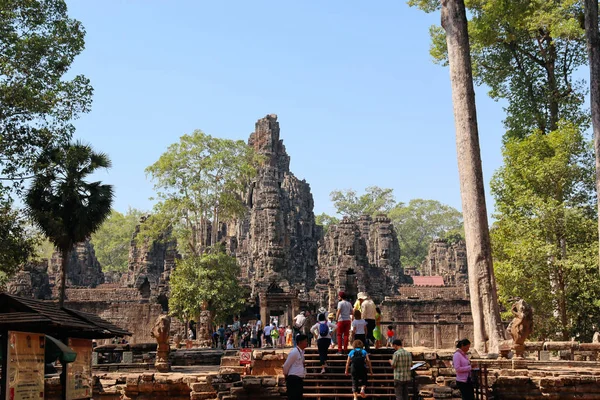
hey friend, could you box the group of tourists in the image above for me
[283,290,476,400]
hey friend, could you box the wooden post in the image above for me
[0,330,7,400]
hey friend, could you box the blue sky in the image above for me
[65,0,509,218]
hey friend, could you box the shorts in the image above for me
[387,337,393,344]
[351,371,368,393]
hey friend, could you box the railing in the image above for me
[472,365,491,400]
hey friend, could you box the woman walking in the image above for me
[373,307,382,349]
[311,313,336,374]
[453,339,474,400]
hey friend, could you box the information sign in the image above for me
[66,338,93,399]
[6,331,45,400]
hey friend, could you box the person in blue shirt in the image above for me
[345,339,374,399]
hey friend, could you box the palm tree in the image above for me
[26,141,113,307]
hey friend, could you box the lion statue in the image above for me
[506,299,533,345]
[151,314,171,372]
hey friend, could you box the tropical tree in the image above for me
[25,141,113,307]
[389,199,463,267]
[0,205,38,276]
[329,186,396,219]
[91,208,144,272]
[143,131,262,256]
[315,212,340,236]
[168,250,247,324]
[491,123,599,340]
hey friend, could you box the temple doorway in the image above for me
[345,268,358,303]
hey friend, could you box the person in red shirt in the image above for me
[386,325,395,348]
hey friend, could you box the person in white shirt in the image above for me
[264,323,273,347]
[358,292,376,350]
[293,311,306,345]
[351,309,368,350]
[336,291,353,354]
[283,334,308,400]
[255,317,263,348]
[311,313,337,373]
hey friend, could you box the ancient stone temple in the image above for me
[420,239,468,286]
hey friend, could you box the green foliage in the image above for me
[0,203,38,276]
[315,212,339,235]
[491,122,600,340]
[25,141,113,305]
[330,186,396,219]
[410,0,589,141]
[144,131,262,256]
[168,250,247,323]
[389,199,464,267]
[91,208,144,272]
[0,0,93,193]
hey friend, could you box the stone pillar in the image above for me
[411,325,415,347]
[197,309,213,348]
[259,291,268,326]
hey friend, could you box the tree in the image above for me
[1,0,92,274]
[583,0,600,271]
[25,141,113,306]
[91,208,144,272]
[388,199,463,267]
[330,186,396,219]
[440,0,505,353]
[0,204,37,276]
[314,212,339,236]
[144,131,262,256]
[1,0,93,192]
[491,123,599,340]
[410,0,589,141]
[168,250,247,324]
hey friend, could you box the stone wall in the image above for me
[48,239,105,290]
[420,239,467,286]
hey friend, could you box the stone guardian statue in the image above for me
[151,314,171,372]
[506,299,533,358]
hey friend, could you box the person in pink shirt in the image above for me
[452,339,474,400]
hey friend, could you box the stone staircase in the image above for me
[303,348,418,399]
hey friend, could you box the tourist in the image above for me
[386,325,395,348]
[453,339,474,400]
[283,334,308,400]
[328,312,337,348]
[311,312,337,374]
[293,311,306,346]
[389,339,412,400]
[232,316,240,348]
[270,323,280,348]
[336,291,353,354]
[374,307,382,349]
[351,309,368,351]
[345,339,373,400]
[264,322,273,347]
[251,323,258,348]
[218,325,225,348]
[226,338,235,350]
[212,330,220,348]
[256,317,263,348]
[358,292,376,348]
[285,325,293,347]
[278,325,286,348]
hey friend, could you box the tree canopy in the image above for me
[491,123,600,340]
[168,250,247,323]
[91,208,144,272]
[389,199,464,267]
[329,186,396,219]
[143,131,262,256]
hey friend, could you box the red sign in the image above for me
[240,348,253,365]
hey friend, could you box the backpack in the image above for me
[319,322,329,337]
[351,349,366,374]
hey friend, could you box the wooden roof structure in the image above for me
[0,293,131,339]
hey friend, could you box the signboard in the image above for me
[6,331,45,400]
[66,338,92,400]
[240,348,253,365]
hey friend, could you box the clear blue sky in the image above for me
[65,0,509,218]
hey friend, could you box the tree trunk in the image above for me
[58,248,70,308]
[584,0,600,272]
[441,0,505,353]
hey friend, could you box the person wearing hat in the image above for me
[336,291,353,354]
[293,311,306,346]
[358,292,377,350]
[328,312,337,348]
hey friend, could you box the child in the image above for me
[351,309,369,351]
[345,339,373,399]
[270,323,280,348]
[386,325,395,348]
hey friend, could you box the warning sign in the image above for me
[240,348,253,365]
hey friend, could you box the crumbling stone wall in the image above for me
[420,239,467,285]
[48,239,105,290]
[5,261,52,299]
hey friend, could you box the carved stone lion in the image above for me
[506,299,533,358]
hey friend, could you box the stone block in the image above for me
[241,377,262,389]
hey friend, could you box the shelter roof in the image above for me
[412,276,445,286]
[0,293,131,339]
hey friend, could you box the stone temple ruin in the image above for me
[4,115,473,347]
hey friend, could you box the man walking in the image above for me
[358,292,376,349]
[389,339,412,400]
[283,334,308,400]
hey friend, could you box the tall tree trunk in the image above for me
[58,248,70,308]
[441,0,505,353]
[584,0,600,272]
